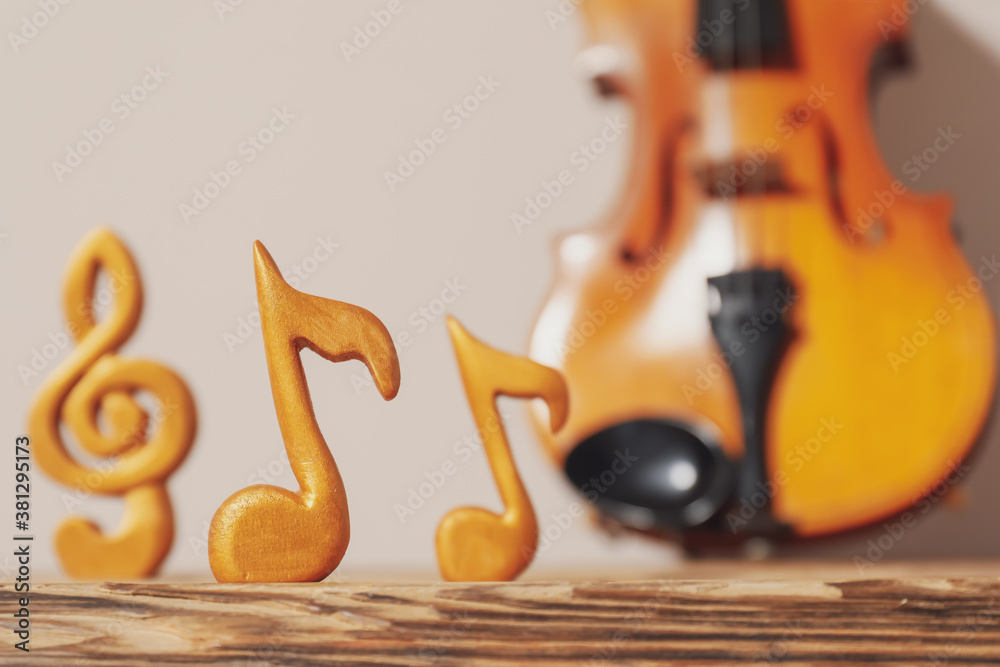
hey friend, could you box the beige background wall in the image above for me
[1,0,999,581]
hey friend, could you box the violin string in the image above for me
[755,0,766,264]
[775,2,784,269]
[731,0,743,269]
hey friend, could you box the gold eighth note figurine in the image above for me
[436,317,568,582]
[208,241,400,583]
[27,227,197,579]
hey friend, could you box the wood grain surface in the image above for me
[6,571,1000,665]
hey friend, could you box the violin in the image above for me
[529,0,996,540]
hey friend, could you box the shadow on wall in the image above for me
[775,2,1000,561]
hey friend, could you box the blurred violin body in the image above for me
[529,0,996,540]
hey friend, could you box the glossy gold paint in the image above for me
[437,318,568,581]
[208,241,400,583]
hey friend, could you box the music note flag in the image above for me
[208,241,400,583]
[436,317,569,582]
[27,227,197,579]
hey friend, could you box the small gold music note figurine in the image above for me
[436,317,568,582]
[27,227,197,580]
[208,241,400,583]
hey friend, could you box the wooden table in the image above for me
[8,562,1000,665]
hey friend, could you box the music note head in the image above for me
[436,505,538,582]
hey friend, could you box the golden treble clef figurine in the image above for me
[27,227,196,579]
